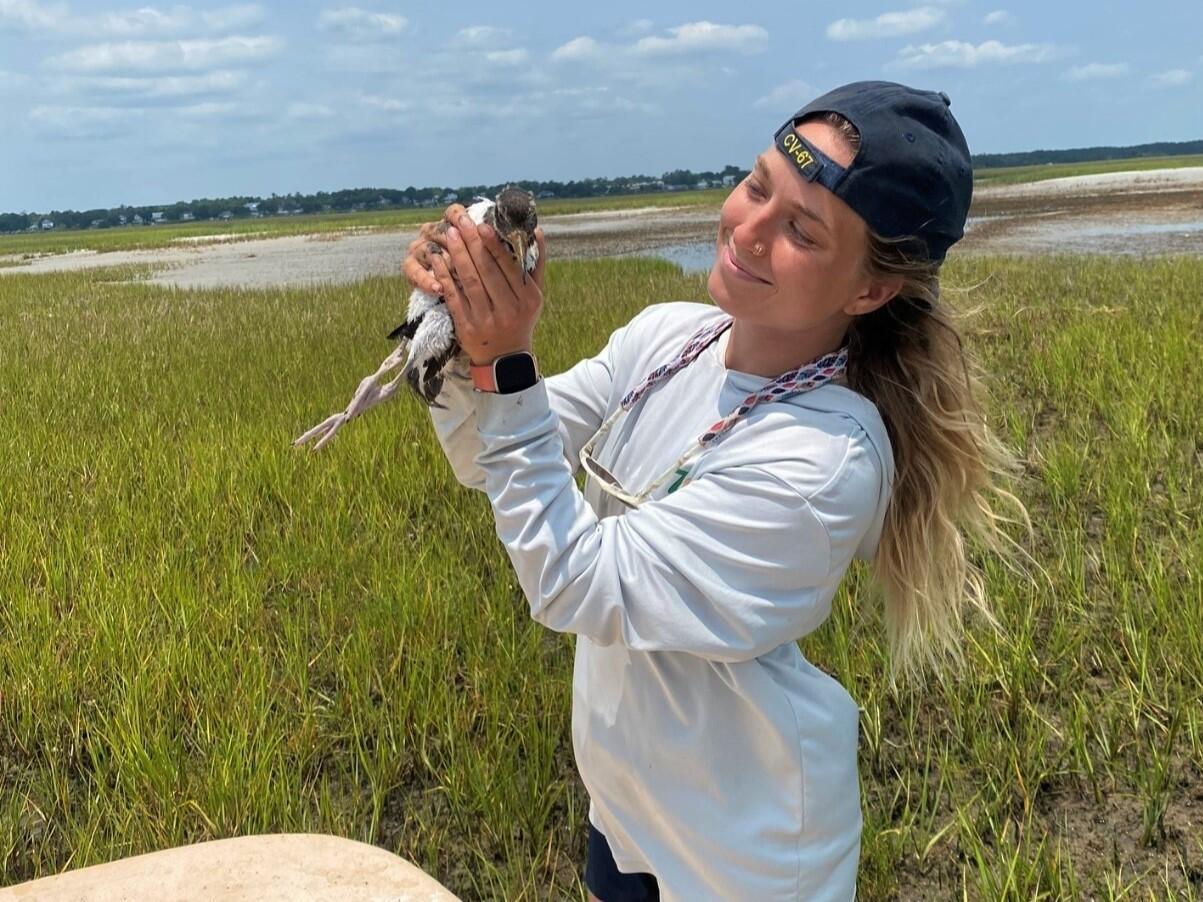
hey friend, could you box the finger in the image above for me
[445,222,499,313]
[404,256,442,294]
[449,217,518,312]
[474,220,529,299]
[402,236,441,294]
[418,220,447,246]
[419,221,453,254]
[431,221,453,241]
[531,227,547,290]
[431,251,475,330]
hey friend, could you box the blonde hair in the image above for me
[815,111,1036,685]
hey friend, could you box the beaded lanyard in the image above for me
[585,314,849,504]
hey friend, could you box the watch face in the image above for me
[495,352,538,393]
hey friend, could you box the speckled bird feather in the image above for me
[294,194,538,451]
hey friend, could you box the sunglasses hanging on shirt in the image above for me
[579,315,849,509]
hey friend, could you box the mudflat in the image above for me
[2,167,1200,289]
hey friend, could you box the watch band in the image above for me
[469,360,498,392]
[470,351,540,394]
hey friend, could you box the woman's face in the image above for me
[707,119,894,335]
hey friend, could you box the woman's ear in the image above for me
[845,274,903,317]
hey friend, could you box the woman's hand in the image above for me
[401,203,548,366]
[402,202,468,295]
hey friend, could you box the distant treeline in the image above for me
[973,138,1203,169]
[5,138,1202,234]
[1,166,749,234]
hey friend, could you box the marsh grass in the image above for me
[0,255,1200,899]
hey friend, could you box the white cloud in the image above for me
[0,0,66,29]
[360,94,408,112]
[622,19,653,35]
[28,103,141,137]
[895,39,1058,68]
[485,48,528,65]
[631,22,768,56]
[176,100,251,119]
[94,7,189,35]
[983,10,1012,25]
[1065,62,1129,81]
[544,85,654,116]
[753,79,815,110]
[323,43,403,73]
[2,2,264,36]
[318,8,406,41]
[0,68,30,89]
[63,69,247,100]
[551,36,601,61]
[287,102,335,119]
[200,5,264,32]
[48,35,282,72]
[552,22,767,67]
[1149,68,1192,87]
[451,25,510,47]
[826,7,945,41]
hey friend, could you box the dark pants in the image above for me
[585,821,660,901]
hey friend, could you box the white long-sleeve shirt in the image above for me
[429,301,894,901]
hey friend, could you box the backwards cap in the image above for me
[774,80,973,263]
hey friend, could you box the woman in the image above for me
[401,81,1030,901]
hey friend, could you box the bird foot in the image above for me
[294,344,410,450]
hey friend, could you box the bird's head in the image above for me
[493,186,538,274]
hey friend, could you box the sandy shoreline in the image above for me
[974,165,1203,199]
[3,167,1201,289]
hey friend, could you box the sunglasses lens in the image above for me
[585,454,623,490]
[580,409,640,508]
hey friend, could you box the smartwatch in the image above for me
[470,351,541,394]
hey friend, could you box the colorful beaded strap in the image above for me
[619,314,849,448]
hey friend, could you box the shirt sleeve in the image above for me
[427,313,637,491]
[470,380,876,663]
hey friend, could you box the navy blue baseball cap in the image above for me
[773,80,973,263]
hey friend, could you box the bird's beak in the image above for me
[506,229,528,284]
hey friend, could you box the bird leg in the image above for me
[293,342,411,450]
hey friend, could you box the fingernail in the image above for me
[431,281,443,293]
[479,224,493,238]
[447,226,459,240]
[458,215,469,227]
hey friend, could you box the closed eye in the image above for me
[789,224,814,247]
[746,174,818,248]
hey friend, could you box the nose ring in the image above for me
[751,242,766,257]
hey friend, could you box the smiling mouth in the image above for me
[724,242,771,284]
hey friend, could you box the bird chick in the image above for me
[293,187,538,451]
[387,186,539,404]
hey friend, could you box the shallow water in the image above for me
[1073,220,1203,238]
[622,217,1203,266]
[620,241,716,273]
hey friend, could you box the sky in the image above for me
[1,0,1201,212]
